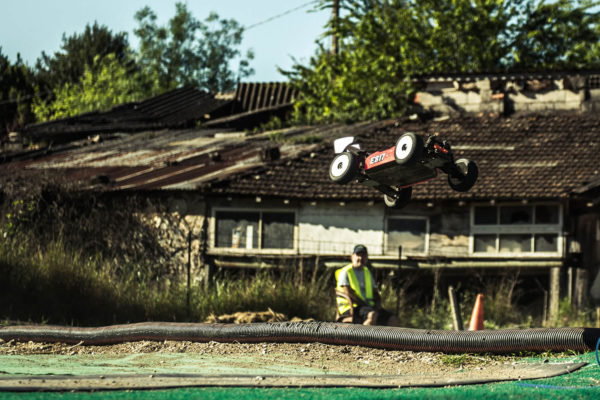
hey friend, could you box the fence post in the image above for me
[187,230,192,318]
[448,286,464,330]
[395,246,402,315]
[549,267,561,322]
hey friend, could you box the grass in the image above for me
[377,271,598,330]
[0,236,334,326]
[1,233,598,328]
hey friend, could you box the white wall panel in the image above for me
[298,203,384,255]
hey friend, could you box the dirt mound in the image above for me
[204,309,289,323]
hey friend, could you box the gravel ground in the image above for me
[0,338,527,376]
[0,312,577,380]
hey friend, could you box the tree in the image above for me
[35,22,132,92]
[32,54,153,121]
[285,0,600,123]
[511,0,600,69]
[0,49,36,136]
[134,2,254,93]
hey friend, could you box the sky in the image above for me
[0,0,331,82]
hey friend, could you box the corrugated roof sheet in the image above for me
[8,125,331,192]
[22,87,232,144]
[232,82,298,113]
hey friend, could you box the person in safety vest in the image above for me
[336,244,400,326]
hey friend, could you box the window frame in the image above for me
[469,203,563,257]
[384,215,430,256]
[211,207,298,254]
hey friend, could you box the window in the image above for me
[474,234,496,253]
[215,210,295,250]
[386,217,428,255]
[471,204,562,255]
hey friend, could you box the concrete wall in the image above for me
[298,202,384,255]
[415,75,600,116]
[416,80,503,115]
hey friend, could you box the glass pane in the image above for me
[499,234,531,252]
[474,235,496,253]
[535,234,558,252]
[262,212,295,249]
[535,205,559,224]
[500,206,532,224]
[474,206,497,225]
[387,218,426,253]
[215,211,259,249]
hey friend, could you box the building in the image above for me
[2,75,600,320]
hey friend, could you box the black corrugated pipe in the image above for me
[2,322,600,354]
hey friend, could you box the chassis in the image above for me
[328,132,478,208]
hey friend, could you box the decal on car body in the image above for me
[365,147,396,170]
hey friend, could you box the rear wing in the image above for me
[333,136,361,154]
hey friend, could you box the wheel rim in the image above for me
[330,153,351,178]
[456,160,468,174]
[384,195,397,206]
[395,135,414,161]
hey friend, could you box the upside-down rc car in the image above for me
[328,132,478,208]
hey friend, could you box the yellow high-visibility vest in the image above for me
[335,264,375,315]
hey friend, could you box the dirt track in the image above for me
[0,311,577,382]
[0,337,532,377]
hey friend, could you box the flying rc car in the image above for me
[328,132,478,208]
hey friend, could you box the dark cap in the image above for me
[352,244,368,254]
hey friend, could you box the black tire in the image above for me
[394,132,423,165]
[384,186,412,208]
[448,158,478,192]
[329,152,358,184]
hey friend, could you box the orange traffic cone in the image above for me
[468,294,484,331]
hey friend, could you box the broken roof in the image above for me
[2,124,350,192]
[3,113,599,202]
[21,87,232,145]
[205,113,600,202]
[19,83,299,146]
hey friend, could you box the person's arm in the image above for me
[368,268,382,309]
[340,285,370,307]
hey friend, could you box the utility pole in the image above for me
[331,0,339,55]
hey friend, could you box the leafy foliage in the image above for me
[34,22,132,91]
[285,0,600,123]
[25,3,254,123]
[134,2,254,93]
[32,54,156,121]
[511,0,600,69]
[0,49,36,135]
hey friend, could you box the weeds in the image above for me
[440,354,478,367]
[551,297,596,327]
[2,238,598,328]
[0,177,597,328]
[0,235,334,325]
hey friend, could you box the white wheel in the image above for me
[329,152,358,184]
[394,132,423,164]
[383,187,412,208]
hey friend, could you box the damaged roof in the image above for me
[22,87,232,145]
[19,83,299,146]
[3,113,600,202]
[205,113,600,201]
[3,124,350,192]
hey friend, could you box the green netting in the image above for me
[1,352,599,400]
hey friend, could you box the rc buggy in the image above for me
[329,132,478,208]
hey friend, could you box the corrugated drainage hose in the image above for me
[2,322,600,354]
